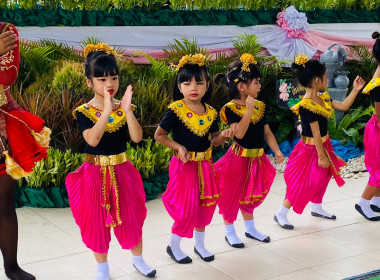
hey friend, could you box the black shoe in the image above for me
[355,204,380,221]
[224,236,245,248]
[166,246,192,264]
[133,264,157,278]
[273,215,294,230]
[311,211,336,220]
[370,204,380,212]
[194,247,214,262]
[245,232,270,243]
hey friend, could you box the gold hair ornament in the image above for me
[176,53,206,70]
[83,43,120,59]
[240,53,257,72]
[295,54,309,67]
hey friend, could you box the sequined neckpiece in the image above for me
[73,103,135,133]
[362,78,380,95]
[220,100,265,125]
[291,92,333,119]
[168,100,217,137]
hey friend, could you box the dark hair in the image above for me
[84,51,119,79]
[173,63,212,103]
[224,60,261,99]
[372,31,380,64]
[291,59,326,88]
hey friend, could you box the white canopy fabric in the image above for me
[17,23,380,62]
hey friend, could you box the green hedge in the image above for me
[15,173,169,208]
[1,8,379,27]
[3,0,379,11]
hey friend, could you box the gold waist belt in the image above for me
[85,152,128,166]
[174,146,213,161]
[85,152,128,228]
[174,146,218,206]
[301,135,328,145]
[231,142,264,158]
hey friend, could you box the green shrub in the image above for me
[328,106,373,145]
[52,61,91,98]
[126,137,172,179]
[132,81,172,137]
[19,148,84,188]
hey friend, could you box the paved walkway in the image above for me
[1,173,379,280]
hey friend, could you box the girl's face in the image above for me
[86,75,119,97]
[239,78,261,99]
[247,78,261,98]
[178,75,209,103]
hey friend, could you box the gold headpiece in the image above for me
[176,53,206,70]
[83,43,119,59]
[295,54,309,67]
[240,53,257,72]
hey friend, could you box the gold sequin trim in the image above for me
[291,92,333,119]
[239,156,268,205]
[301,135,328,145]
[362,78,380,95]
[168,100,217,137]
[231,142,264,158]
[220,100,265,125]
[86,152,127,228]
[73,103,135,133]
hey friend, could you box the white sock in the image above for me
[275,205,293,227]
[311,203,334,218]
[371,196,380,207]
[194,231,213,258]
[244,219,268,242]
[95,261,110,280]
[358,197,378,218]
[169,234,188,261]
[132,255,155,276]
[225,224,243,245]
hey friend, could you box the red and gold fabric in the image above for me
[0,22,50,180]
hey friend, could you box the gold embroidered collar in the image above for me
[168,100,217,137]
[362,78,380,95]
[73,103,135,133]
[291,92,333,119]
[220,100,265,125]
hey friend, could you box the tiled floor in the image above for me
[1,173,379,280]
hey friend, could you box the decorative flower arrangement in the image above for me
[277,6,308,39]
[279,82,290,101]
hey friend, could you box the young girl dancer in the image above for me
[356,31,380,221]
[215,53,284,248]
[274,54,365,229]
[0,22,50,280]
[65,43,156,279]
[154,54,233,264]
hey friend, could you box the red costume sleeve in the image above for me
[0,22,20,87]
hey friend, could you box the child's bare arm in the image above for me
[264,125,284,163]
[332,76,365,111]
[310,121,329,168]
[154,126,189,163]
[82,89,112,147]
